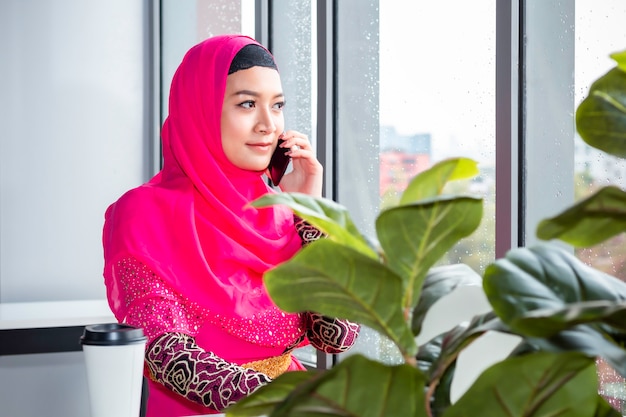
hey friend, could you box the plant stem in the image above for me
[404,354,417,367]
[403,306,411,323]
[424,353,460,417]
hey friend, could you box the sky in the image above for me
[378,0,626,164]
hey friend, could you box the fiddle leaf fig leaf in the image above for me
[417,312,507,383]
[484,243,626,333]
[530,325,626,380]
[412,263,483,336]
[595,398,626,417]
[251,192,378,259]
[224,371,317,417]
[576,66,626,158]
[513,300,626,337]
[264,239,417,356]
[229,355,427,417]
[611,49,626,72]
[271,355,428,417]
[377,196,482,308]
[537,185,626,247]
[416,313,509,416]
[443,352,610,417]
[400,157,479,204]
[484,243,626,376]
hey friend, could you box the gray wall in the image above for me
[0,2,150,416]
[0,0,151,303]
[0,352,90,417]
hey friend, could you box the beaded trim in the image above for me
[116,257,306,348]
[241,353,292,379]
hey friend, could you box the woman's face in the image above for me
[221,65,285,172]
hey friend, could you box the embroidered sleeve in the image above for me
[146,332,271,411]
[292,220,360,353]
[113,257,205,341]
[294,215,326,246]
[305,312,360,354]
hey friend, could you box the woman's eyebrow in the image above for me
[232,89,284,99]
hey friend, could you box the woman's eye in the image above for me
[273,101,285,110]
[239,100,255,109]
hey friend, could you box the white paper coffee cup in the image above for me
[81,323,147,417]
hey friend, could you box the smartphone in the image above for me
[268,137,291,186]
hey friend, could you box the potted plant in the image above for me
[226,50,626,417]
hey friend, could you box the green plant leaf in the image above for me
[484,243,626,376]
[400,157,479,204]
[229,355,428,417]
[420,339,458,417]
[264,239,417,356]
[442,352,606,417]
[274,355,429,417]
[594,397,625,417]
[225,371,317,417]
[251,192,377,259]
[418,312,507,380]
[377,196,483,308]
[484,243,626,335]
[529,325,626,381]
[514,300,626,336]
[411,263,483,337]
[416,313,510,416]
[536,186,626,247]
[576,66,626,158]
[611,49,626,72]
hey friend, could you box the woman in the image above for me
[102,35,359,416]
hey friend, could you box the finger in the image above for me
[288,138,311,153]
[281,140,305,154]
[282,131,310,148]
[287,144,305,156]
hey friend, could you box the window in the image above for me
[331,0,497,364]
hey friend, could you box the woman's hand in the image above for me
[275,130,323,197]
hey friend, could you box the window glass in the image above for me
[574,1,626,279]
[574,0,626,409]
[336,0,496,363]
[160,0,256,120]
[523,1,576,248]
[271,1,317,150]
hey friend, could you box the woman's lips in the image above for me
[248,142,273,152]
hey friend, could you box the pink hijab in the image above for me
[103,35,302,322]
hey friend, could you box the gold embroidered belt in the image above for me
[242,353,291,379]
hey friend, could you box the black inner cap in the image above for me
[228,44,277,75]
[80,323,147,346]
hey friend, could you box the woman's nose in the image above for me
[255,108,277,134]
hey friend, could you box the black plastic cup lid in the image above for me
[80,323,147,346]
